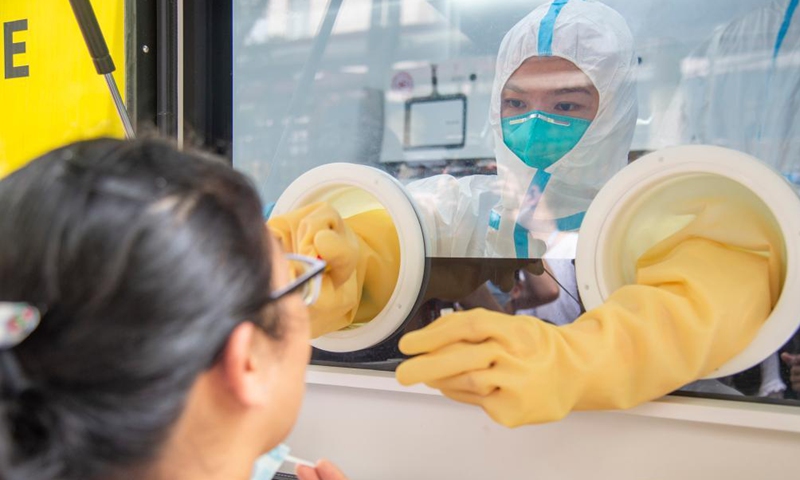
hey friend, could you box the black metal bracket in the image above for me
[156,0,177,137]
[125,0,158,133]
[184,0,232,159]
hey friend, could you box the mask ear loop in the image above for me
[541,265,585,314]
[0,351,30,399]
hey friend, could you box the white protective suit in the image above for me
[658,0,800,189]
[406,0,638,259]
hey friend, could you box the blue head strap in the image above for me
[509,0,587,258]
[774,0,798,59]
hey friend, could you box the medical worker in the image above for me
[400,0,639,328]
[406,0,637,260]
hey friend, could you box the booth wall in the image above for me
[287,384,800,479]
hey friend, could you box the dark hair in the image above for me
[0,138,279,480]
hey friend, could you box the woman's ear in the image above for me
[219,322,272,407]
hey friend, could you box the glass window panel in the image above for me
[233,0,800,407]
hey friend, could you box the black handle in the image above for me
[431,64,439,96]
[68,0,115,75]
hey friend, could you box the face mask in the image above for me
[251,443,314,480]
[501,110,591,170]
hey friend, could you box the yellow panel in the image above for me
[0,0,125,177]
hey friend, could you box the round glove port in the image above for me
[272,163,428,353]
[577,145,800,378]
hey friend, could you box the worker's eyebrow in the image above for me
[503,81,526,94]
[554,86,593,96]
[503,81,594,96]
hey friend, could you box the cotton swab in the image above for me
[284,454,316,469]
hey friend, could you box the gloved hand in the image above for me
[396,196,781,427]
[268,202,400,337]
[342,208,401,323]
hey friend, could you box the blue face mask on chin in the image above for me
[251,443,315,479]
[501,110,591,170]
[251,444,290,479]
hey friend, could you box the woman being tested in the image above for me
[0,139,347,480]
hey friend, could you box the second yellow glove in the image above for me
[396,196,780,427]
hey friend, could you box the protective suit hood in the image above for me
[487,0,638,257]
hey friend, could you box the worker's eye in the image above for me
[503,98,527,110]
[554,102,581,113]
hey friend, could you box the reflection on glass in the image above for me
[656,0,800,191]
[233,0,800,406]
[652,0,800,402]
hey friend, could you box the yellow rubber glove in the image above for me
[396,197,781,427]
[268,202,400,337]
[344,209,401,324]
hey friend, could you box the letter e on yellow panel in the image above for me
[0,0,125,178]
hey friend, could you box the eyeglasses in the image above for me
[269,254,326,306]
